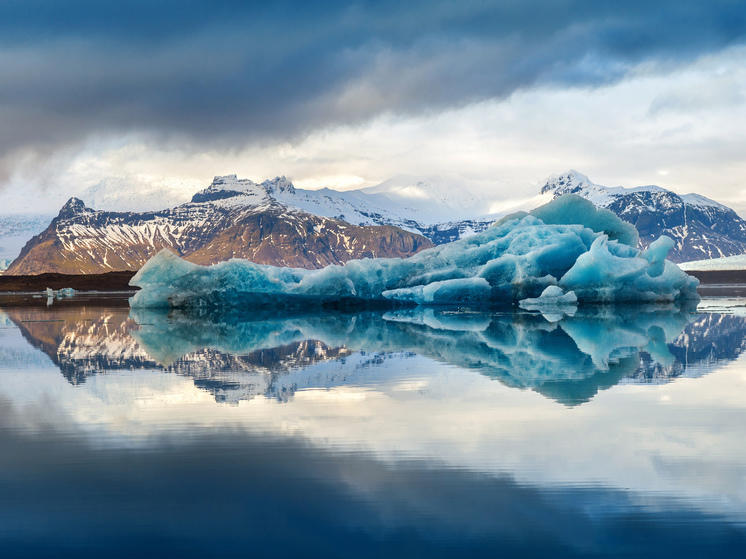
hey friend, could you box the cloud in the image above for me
[2,1,746,215]
[0,1,745,161]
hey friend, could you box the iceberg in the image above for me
[130,195,699,309]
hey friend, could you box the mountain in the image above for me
[9,170,742,274]
[4,176,432,275]
[208,174,498,243]
[541,170,746,262]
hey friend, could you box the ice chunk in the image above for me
[130,194,699,309]
[519,286,578,320]
[558,236,694,303]
[44,287,76,297]
[529,194,639,247]
[520,285,577,305]
[642,236,674,278]
[382,277,492,305]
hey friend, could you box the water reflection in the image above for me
[4,302,746,405]
[2,298,746,556]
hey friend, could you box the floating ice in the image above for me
[520,285,577,306]
[130,194,699,309]
[45,286,77,305]
[519,285,578,321]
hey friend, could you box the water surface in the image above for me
[0,295,745,557]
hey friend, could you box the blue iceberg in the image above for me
[129,195,699,309]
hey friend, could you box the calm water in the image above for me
[0,295,746,557]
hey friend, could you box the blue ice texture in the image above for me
[129,194,699,309]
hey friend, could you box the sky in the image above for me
[2,0,746,214]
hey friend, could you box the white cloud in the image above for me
[3,45,746,216]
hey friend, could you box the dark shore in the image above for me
[0,268,745,298]
[0,271,137,292]
[686,269,746,284]
[685,270,746,297]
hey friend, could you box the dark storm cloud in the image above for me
[0,0,745,155]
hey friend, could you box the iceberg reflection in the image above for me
[5,301,745,406]
[129,304,719,406]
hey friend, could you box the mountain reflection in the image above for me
[3,302,746,406]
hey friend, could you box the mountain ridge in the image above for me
[4,184,432,275]
[6,170,746,274]
[188,174,498,243]
[541,170,746,262]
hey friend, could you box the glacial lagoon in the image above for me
[0,295,745,556]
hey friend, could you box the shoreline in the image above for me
[685,269,746,284]
[1,269,745,298]
[0,271,137,292]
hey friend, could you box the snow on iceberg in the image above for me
[129,194,699,309]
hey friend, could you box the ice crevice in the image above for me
[129,194,699,309]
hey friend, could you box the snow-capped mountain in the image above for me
[5,177,432,275]
[541,170,746,262]
[193,174,497,243]
[8,170,743,275]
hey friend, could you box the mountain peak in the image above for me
[212,174,238,184]
[57,197,90,220]
[540,170,593,195]
[536,171,746,262]
[191,174,295,204]
[261,176,295,195]
[192,175,264,204]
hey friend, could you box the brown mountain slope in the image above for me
[5,195,432,275]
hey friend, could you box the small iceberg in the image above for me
[45,287,77,305]
[520,285,578,307]
[45,287,77,297]
[519,286,578,321]
[130,195,699,309]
